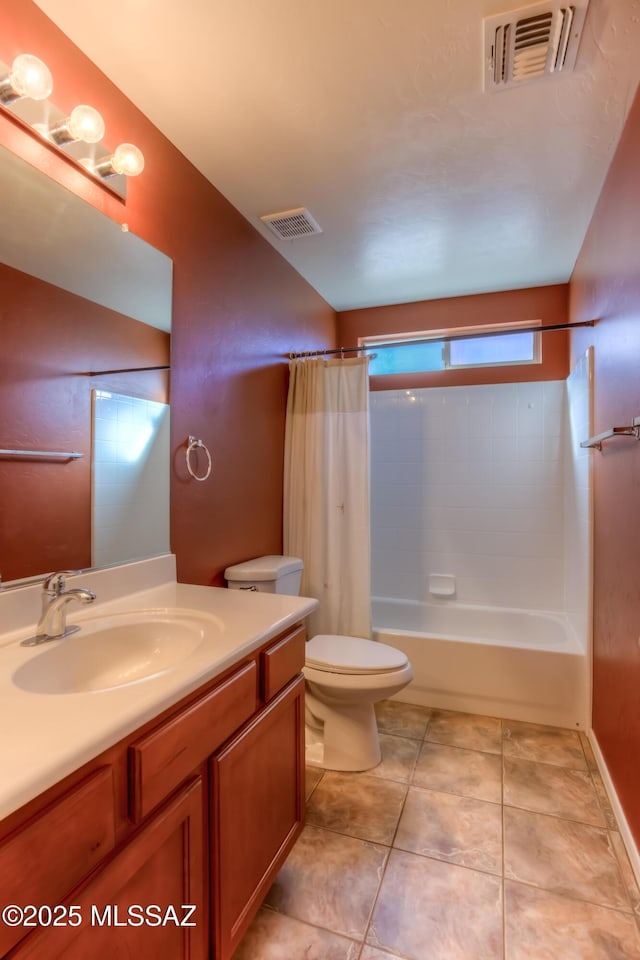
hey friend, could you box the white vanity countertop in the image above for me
[0,565,317,821]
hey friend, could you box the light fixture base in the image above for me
[0,76,20,104]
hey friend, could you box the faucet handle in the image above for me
[43,570,82,597]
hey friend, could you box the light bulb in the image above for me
[67,105,105,144]
[9,54,53,101]
[48,104,105,146]
[111,143,144,177]
[0,53,53,104]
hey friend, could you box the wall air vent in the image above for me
[259,207,322,240]
[483,0,589,92]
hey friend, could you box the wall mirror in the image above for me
[0,143,173,586]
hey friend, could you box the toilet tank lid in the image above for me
[224,555,303,581]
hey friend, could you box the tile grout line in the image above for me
[304,768,325,804]
[357,841,393,957]
[297,706,640,959]
[579,732,631,887]
[501,725,638,925]
[356,720,421,955]
[577,730,637,916]
[262,902,365,958]
[502,755,611,828]
[500,807,636,912]
[502,876,640,918]
[303,816,396,850]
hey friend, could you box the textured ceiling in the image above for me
[34,0,640,310]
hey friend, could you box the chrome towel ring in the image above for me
[185,435,212,482]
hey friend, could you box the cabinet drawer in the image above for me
[129,660,258,821]
[0,767,115,957]
[261,625,305,701]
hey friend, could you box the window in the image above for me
[361,322,541,377]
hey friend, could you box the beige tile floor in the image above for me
[233,702,640,960]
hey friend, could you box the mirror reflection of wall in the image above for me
[92,391,170,567]
[0,145,172,332]
[0,263,171,583]
[0,146,172,585]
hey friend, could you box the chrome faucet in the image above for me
[22,571,96,646]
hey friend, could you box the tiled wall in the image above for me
[564,350,593,650]
[92,390,170,566]
[370,381,566,611]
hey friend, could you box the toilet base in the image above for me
[304,699,381,772]
[302,655,413,773]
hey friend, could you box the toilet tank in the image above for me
[224,555,303,595]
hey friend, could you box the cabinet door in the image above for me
[0,767,116,957]
[210,675,305,960]
[9,778,206,960]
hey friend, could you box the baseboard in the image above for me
[588,729,640,886]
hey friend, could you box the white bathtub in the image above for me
[372,597,588,729]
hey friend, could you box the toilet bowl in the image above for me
[224,555,413,772]
[303,634,413,770]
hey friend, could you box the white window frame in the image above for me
[360,321,542,374]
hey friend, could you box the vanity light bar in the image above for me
[0,53,144,199]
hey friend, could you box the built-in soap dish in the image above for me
[429,574,456,598]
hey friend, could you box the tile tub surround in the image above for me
[370,381,567,611]
[233,703,640,960]
[370,373,592,653]
[563,349,593,657]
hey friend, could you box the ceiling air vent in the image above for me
[483,0,589,92]
[259,207,322,240]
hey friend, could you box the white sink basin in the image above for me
[12,608,224,694]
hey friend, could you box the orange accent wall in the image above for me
[0,263,170,581]
[570,86,640,847]
[0,2,336,586]
[338,285,569,389]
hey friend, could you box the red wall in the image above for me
[0,263,169,581]
[338,284,569,389]
[0,1,336,586]
[570,86,640,847]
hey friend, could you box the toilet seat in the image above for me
[306,634,409,675]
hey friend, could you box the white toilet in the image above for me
[224,555,413,771]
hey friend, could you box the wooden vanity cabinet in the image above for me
[0,767,119,958]
[0,621,306,960]
[8,777,206,960]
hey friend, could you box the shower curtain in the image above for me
[283,356,371,639]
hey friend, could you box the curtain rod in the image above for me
[288,320,596,359]
[81,365,171,376]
